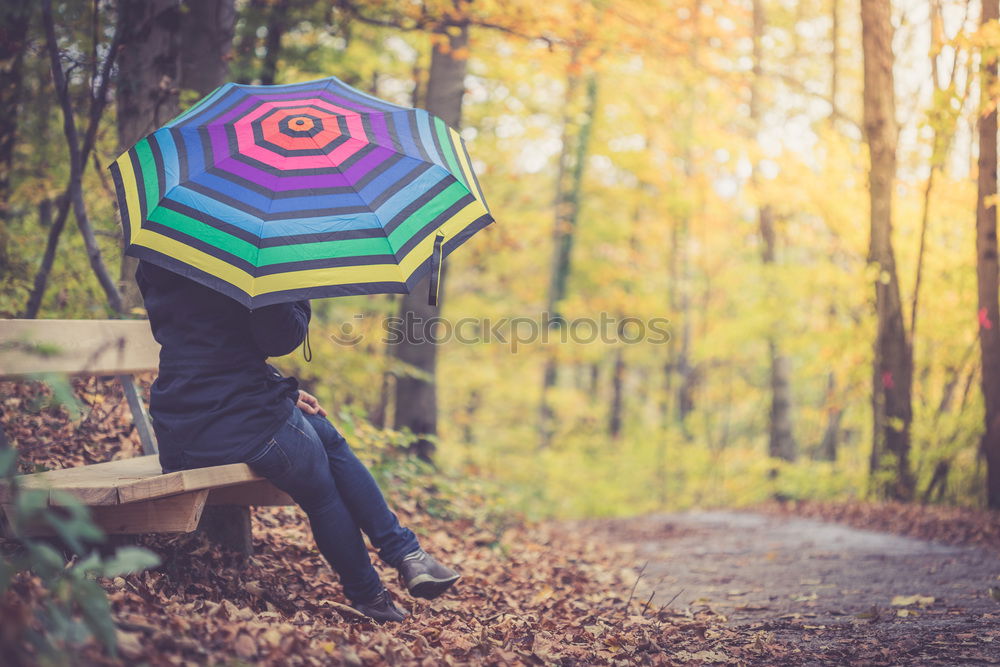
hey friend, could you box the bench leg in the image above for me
[196,505,253,556]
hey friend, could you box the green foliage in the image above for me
[324,407,517,543]
[0,445,161,664]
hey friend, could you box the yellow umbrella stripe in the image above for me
[115,151,143,246]
[132,199,488,298]
[450,128,483,208]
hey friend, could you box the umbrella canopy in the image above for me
[109,77,493,308]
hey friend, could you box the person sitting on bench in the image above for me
[135,260,459,623]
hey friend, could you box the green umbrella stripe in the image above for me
[142,218,405,278]
[147,206,392,266]
[433,117,466,188]
[384,182,474,249]
[144,181,473,268]
[134,139,161,208]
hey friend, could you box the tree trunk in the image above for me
[977,0,1000,509]
[391,21,469,462]
[115,0,235,310]
[0,0,30,302]
[116,0,248,548]
[768,339,796,461]
[538,70,598,447]
[609,347,625,440]
[830,0,839,117]
[0,0,33,292]
[817,347,843,461]
[0,0,32,230]
[179,0,236,95]
[861,0,915,500]
[259,0,292,86]
[180,0,244,549]
[752,0,796,463]
[116,0,182,312]
[816,0,845,462]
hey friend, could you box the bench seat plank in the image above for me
[0,454,293,507]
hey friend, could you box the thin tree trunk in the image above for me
[539,68,598,447]
[911,168,935,337]
[752,0,796,462]
[976,0,1000,509]
[817,306,843,461]
[913,0,965,341]
[23,195,71,318]
[0,1,33,296]
[811,0,852,461]
[180,0,236,96]
[675,0,702,436]
[861,0,915,500]
[259,0,291,86]
[538,61,579,446]
[39,0,124,314]
[831,0,839,117]
[391,20,469,462]
[0,1,32,227]
[609,347,626,440]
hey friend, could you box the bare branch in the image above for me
[334,0,558,48]
[39,0,123,314]
[25,5,123,318]
[766,69,862,133]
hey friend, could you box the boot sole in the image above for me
[406,573,460,600]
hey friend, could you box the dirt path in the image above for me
[606,511,1000,665]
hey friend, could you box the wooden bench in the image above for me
[0,318,294,552]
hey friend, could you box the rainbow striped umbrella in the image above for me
[109,77,493,308]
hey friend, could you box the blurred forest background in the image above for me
[4,0,1000,518]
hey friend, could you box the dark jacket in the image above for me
[135,260,311,471]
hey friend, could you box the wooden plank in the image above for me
[0,319,159,377]
[117,462,266,503]
[0,478,122,506]
[10,490,209,536]
[0,455,164,505]
[207,480,294,506]
[0,455,268,506]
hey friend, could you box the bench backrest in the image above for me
[0,319,159,379]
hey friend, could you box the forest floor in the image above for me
[3,377,1000,664]
[595,505,1000,665]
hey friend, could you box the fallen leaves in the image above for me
[891,595,936,608]
[2,376,742,665]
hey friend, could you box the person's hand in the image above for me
[296,389,327,416]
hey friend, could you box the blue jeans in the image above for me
[196,406,420,603]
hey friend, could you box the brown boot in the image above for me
[397,549,460,599]
[351,587,409,623]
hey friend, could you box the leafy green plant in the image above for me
[0,447,161,665]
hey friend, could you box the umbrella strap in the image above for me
[302,323,312,362]
[428,232,445,307]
